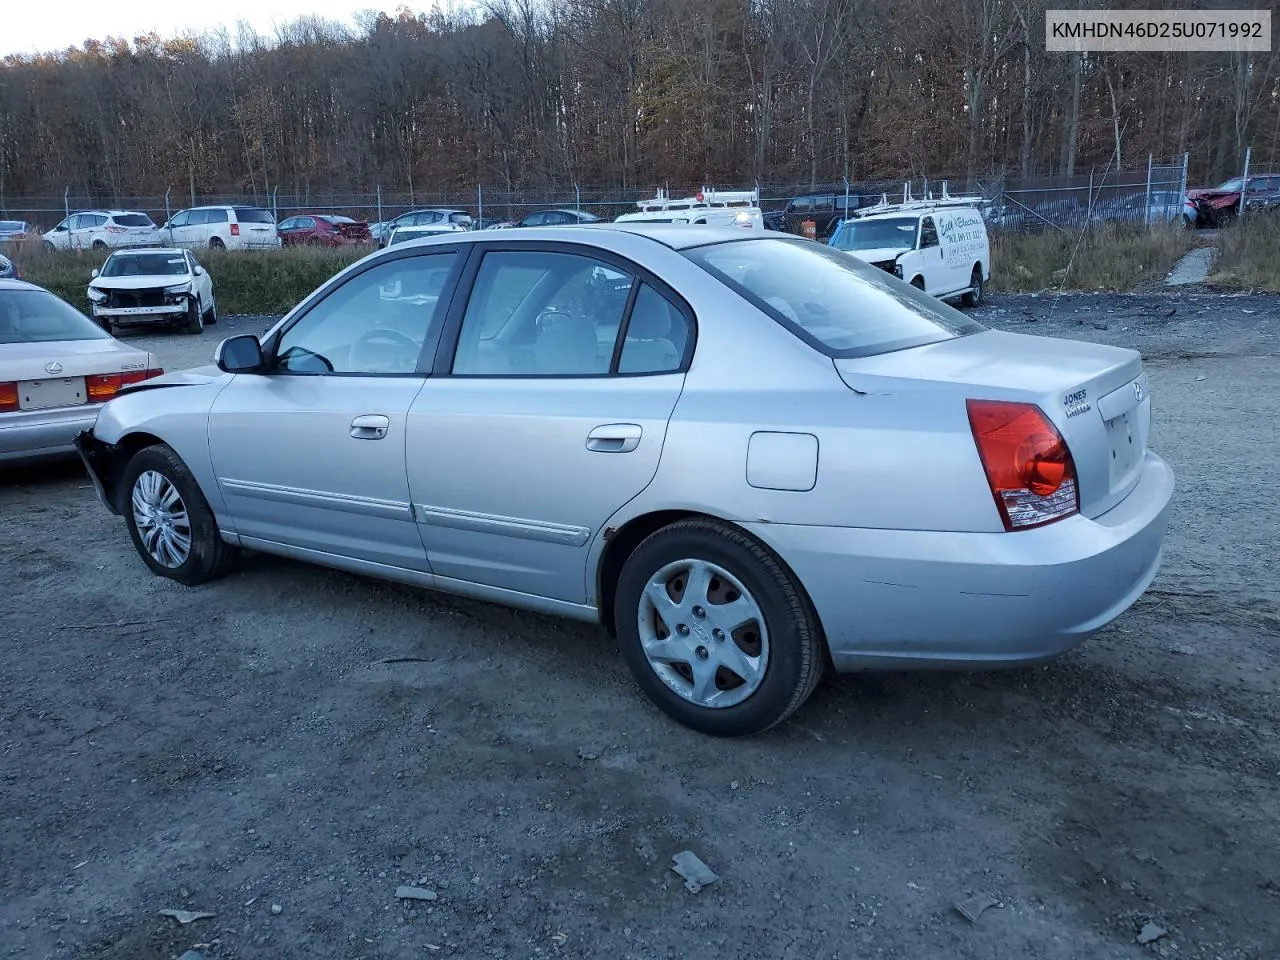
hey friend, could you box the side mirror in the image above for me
[90,268,99,278]
[193,266,205,276]
[214,334,265,374]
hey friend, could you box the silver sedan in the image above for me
[76,226,1174,736]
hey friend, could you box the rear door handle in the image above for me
[350,414,390,440]
[586,423,642,453]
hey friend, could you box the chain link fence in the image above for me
[0,156,1196,236]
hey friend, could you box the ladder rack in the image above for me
[849,181,987,218]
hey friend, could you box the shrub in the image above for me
[989,223,1193,293]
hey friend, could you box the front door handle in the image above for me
[350,414,390,440]
[586,423,642,453]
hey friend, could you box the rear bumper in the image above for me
[0,406,101,464]
[743,451,1175,670]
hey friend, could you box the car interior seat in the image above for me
[534,314,603,374]
[618,291,682,373]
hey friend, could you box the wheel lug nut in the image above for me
[695,646,709,660]
[676,624,691,636]
[692,605,706,619]
[712,628,725,641]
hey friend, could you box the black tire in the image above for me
[962,267,984,307]
[121,444,239,586]
[614,519,825,736]
[183,298,203,335]
[910,275,925,290]
[99,317,114,334]
[92,239,106,249]
[209,236,225,250]
[44,240,56,252]
[203,298,217,326]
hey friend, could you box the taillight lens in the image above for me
[105,225,127,233]
[966,399,1079,531]
[0,381,18,412]
[230,223,240,236]
[86,368,164,403]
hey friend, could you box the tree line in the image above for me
[0,0,1276,206]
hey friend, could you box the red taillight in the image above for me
[86,368,164,403]
[105,225,126,233]
[966,399,1079,531]
[230,223,240,236]
[0,381,18,412]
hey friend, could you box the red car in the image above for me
[1184,173,1280,228]
[277,214,373,246]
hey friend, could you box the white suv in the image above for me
[42,211,160,251]
[161,206,281,251]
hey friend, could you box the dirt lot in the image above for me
[2,292,1278,960]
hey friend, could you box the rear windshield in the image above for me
[449,213,472,225]
[111,213,154,227]
[100,252,189,277]
[233,207,275,224]
[831,217,918,251]
[0,289,111,343]
[0,221,26,231]
[684,237,984,358]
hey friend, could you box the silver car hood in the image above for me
[91,275,192,291]
[116,365,225,396]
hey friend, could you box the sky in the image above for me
[1,0,411,57]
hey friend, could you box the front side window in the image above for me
[168,211,190,228]
[919,217,939,248]
[278,218,298,231]
[520,212,548,227]
[0,290,110,343]
[685,238,983,358]
[275,252,457,375]
[452,251,635,376]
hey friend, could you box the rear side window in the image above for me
[233,207,274,224]
[684,238,984,358]
[85,214,108,227]
[111,213,154,227]
[206,209,230,224]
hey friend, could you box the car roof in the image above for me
[387,223,771,252]
[104,247,187,256]
[0,277,42,291]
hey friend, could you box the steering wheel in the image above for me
[350,328,421,372]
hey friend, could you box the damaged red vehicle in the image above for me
[277,214,373,246]
[1184,174,1280,228]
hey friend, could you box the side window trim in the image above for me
[430,240,697,379]
[261,245,468,377]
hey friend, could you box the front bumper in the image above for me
[73,429,121,513]
[0,406,101,464]
[743,451,1175,671]
[92,303,189,320]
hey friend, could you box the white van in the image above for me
[161,206,282,251]
[829,199,990,306]
[615,188,764,231]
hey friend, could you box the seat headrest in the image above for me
[627,294,672,340]
[535,315,601,374]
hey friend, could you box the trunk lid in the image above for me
[834,330,1150,518]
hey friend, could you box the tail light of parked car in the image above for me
[86,369,165,403]
[966,399,1079,531]
[230,223,240,236]
[105,225,127,234]
[0,381,18,412]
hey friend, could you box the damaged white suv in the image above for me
[86,248,217,335]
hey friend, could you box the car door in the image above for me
[405,243,694,603]
[165,210,195,248]
[277,217,298,243]
[917,216,946,294]
[203,209,229,247]
[49,216,75,249]
[207,248,463,568]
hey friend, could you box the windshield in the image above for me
[100,252,190,278]
[112,213,154,227]
[831,217,918,251]
[233,207,275,224]
[684,237,984,358]
[0,289,111,343]
[1216,178,1244,191]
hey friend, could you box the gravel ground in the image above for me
[2,291,1278,960]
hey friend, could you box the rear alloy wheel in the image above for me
[183,298,204,335]
[962,267,983,307]
[615,519,824,736]
[122,444,238,585]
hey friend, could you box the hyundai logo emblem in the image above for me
[1133,381,1143,402]
[44,361,63,375]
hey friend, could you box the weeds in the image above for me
[1207,214,1280,291]
[989,223,1193,293]
[8,241,367,315]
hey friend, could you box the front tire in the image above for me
[183,299,204,334]
[121,444,239,586]
[962,267,984,307]
[615,519,824,736]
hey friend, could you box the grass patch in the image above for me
[1206,214,1280,291]
[9,242,367,315]
[990,223,1193,293]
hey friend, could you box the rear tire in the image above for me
[203,298,217,326]
[614,519,825,736]
[209,236,225,251]
[121,444,239,586]
[92,239,106,250]
[962,267,984,307]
